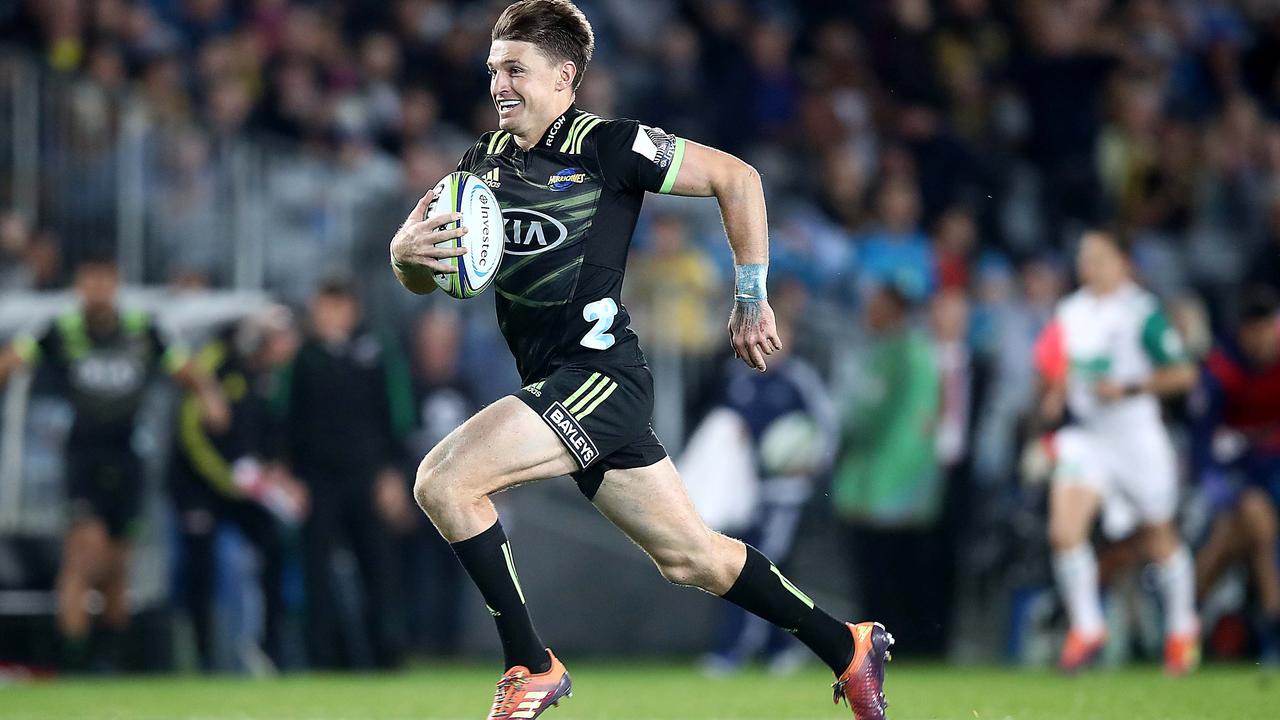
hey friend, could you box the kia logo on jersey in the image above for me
[503,208,569,255]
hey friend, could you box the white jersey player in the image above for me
[1033,230,1199,674]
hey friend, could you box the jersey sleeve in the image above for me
[1033,320,1068,383]
[11,324,61,370]
[592,119,687,195]
[1140,308,1187,366]
[145,322,191,374]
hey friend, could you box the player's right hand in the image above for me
[390,190,469,274]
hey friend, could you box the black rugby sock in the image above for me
[721,544,854,675]
[451,520,551,673]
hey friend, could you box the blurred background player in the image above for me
[693,294,837,675]
[170,305,306,673]
[1192,287,1280,662]
[1035,230,1199,674]
[0,254,227,670]
[275,278,415,669]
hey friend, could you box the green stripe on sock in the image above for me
[501,542,526,604]
[772,565,815,609]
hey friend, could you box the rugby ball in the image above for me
[426,171,504,298]
[758,411,825,477]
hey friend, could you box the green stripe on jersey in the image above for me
[522,256,583,296]
[559,114,594,152]
[573,117,604,154]
[494,289,571,307]
[12,333,39,364]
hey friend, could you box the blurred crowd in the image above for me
[1,0,1279,672]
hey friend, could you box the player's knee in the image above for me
[413,451,479,515]
[651,536,725,590]
[1141,521,1181,560]
[413,454,445,513]
[653,550,708,588]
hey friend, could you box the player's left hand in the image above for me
[390,190,469,274]
[728,299,783,372]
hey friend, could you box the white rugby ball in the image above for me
[759,412,825,477]
[426,171,504,299]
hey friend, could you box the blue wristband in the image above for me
[734,263,768,303]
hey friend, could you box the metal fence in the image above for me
[0,47,416,304]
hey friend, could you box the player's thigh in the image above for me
[1111,426,1179,526]
[1239,487,1279,546]
[1048,482,1102,550]
[591,457,740,589]
[1049,429,1105,549]
[61,519,110,583]
[416,395,578,500]
[100,540,131,617]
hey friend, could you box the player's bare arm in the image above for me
[1095,362,1199,402]
[666,141,782,372]
[389,189,469,295]
[171,361,232,434]
[0,345,24,386]
[1037,378,1068,428]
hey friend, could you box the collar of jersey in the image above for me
[531,104,583,150]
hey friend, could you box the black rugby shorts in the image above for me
[516,363,667,500]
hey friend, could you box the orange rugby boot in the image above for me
[832,621,894,720]
[1164,627,1200,676]
[486,649,573,720]
[1059,628,1107,674]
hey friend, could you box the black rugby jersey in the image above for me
[14,309,187,442]
[456,105,687,384]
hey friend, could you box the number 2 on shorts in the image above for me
[581,298,618,350]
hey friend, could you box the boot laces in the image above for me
[490,671,530,718]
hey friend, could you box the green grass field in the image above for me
[2,663,1276,720]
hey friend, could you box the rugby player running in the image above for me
[388,2,891,718]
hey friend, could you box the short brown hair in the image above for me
[1083,226,1133,257]
[492,0,594,90]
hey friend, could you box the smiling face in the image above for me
[488,39,575,141]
